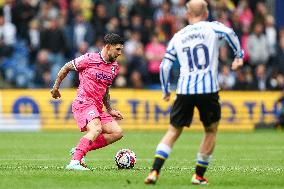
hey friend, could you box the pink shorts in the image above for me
[72,99,113,132]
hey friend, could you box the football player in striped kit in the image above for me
[145,0,243,185]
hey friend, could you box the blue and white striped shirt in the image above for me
[160,21,243,95]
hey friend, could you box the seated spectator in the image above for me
[33,49,51,88]
[218,65,236,90]
[268,69,284,90]
[233,68,254,90]
[252,64,269,91]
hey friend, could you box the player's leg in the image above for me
[73,118,103,158]
[145,95,193,184]
[152,125,183,171]
[145,125,183,184]
[67,118,102,170]
[88,119,123,151]
[192,122,218,184]
[192,93,221,184]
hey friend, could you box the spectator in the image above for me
[237,0,253,28]
[0,14,16,58]
[252,64,269,90]
[247,22,269,68]
[171,0,187,29]
[274,36,284,75]
[2,0,13,23]
[268,69,284,90]
[154,1,177,40]
[234,69,249,90]
[129,0,154,19]
[124,30,143,61]
[98,0,119,19]
[89,38,104,53]
[65,0,81,26]
[71,12,95,54]
[265,15,277,58]
[231,10,242,39]
[40,18,66,56]
[27,19,40,64]
[129,14,144,35]
[33,49,51,88]
[145,33,166,85]
[253,1,267,24]
[127,44,149,88]
[40,18,67,86]
[91,3,108,39]
[0,0,282,90]
[106,17,123,37]
[218,64,236,90]
[116,4,130,34]
[11,0,38,41]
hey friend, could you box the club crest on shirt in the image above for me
[88,110,96,116]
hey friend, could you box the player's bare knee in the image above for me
[88,126,102,136]
[204,122,218,133]
[87,119,103,136]
[205,127,216,133]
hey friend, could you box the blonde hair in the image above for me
[186,0,208,17]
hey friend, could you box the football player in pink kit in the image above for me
[50,33,124,170]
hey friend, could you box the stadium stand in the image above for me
[0,0,283,90]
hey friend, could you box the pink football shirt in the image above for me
[72,52,119,112]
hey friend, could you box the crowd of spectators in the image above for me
[0,0,283,91]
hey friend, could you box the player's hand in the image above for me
[231,58,243,70]
[162,93,171,102]
[109,109,124,120]
[50,88,61,99]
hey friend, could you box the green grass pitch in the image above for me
[0,130,283,189]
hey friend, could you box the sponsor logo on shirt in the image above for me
[96,72,113,81]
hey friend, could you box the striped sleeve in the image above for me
[160,37,177,94]
[211,22,244,59]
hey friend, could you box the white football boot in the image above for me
[70,147,87,168]
[66,160,90,171]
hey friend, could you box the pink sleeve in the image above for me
[73,54,89,71]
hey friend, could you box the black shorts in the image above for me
[170,93,221,127]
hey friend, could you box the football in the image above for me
[115,149,136,169]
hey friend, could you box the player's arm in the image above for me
[103,87,124,120]
[160,37,176,101]
[50,61,76,99]
[103,87,112,112]
[212,22,244,70]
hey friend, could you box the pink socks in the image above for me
[72,134,108,161]
[89,134,108,151]
[73,137,92,161]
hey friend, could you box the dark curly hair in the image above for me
[104,33,124,45]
